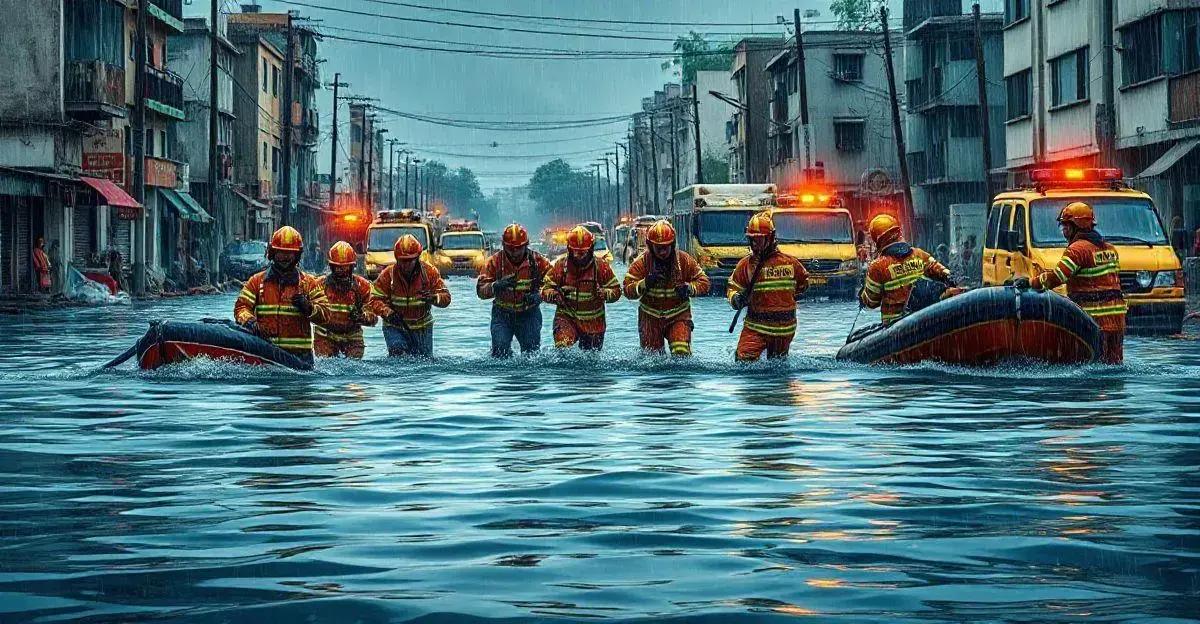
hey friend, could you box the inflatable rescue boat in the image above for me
[837,286,1102,366]
[104,319,313,371]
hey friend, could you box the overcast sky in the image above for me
[185,1,948,191]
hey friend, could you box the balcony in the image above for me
[147,0,184,32]
[144,66,185,120]
[1169,70,1200,124]
[64,60,126,119]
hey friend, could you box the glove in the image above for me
[387,311,408,326]
[1011,277,1031,290]
[493,275,518,293]
[291,292,313,316]
[731,291,748,310]
[560,285,577,300]
[349,308,366,325]
[419,292,437,306]
[646,270,664,287]
[241,318,260,336]
[675,284,692,299]
[523,291,542,306]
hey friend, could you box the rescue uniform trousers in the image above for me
[314,334,365,359]
[735,328,794,361]
[552,316,604,351]
[1101,330,1124,365]
[490,306,543,358]
[383,325,434,358]
[638,312,693,356]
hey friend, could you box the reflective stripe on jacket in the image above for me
[368,261,451,331]
[477,250,552,312]
[1031,236,1127,332]
[233,269,330,354]
[726,251,809,336]
[314,274,377,340]
[622,250,710,320]
[860,246,950,324]
[541,257,621,334]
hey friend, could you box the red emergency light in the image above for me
[1030,168,1123,184]
[776,189,837,208]
[342,213,360,223]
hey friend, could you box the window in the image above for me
[949,107,982,137]
[1122,15,1163,85]
[159,130,167,158]
[986,203,1003,248]
[271,66,279,97]
[1011,204,1027,251]
[1051,47,1089,107]
[947,38,975,62]
[1005,0,1029,25]
[262,142,268,168]
[1006,69,1031,120]
[834,120,865,151]
[1183,9,1200,73]
[261,59,267,92]
[833,53,863,81]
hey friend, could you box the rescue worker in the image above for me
[234,225,330,364]
[477,223,553,358]
[541,225,621,351]
[859,214,955,325]
[622,220,710,356]
[368,234,451,357]
[313,241,377,359]
[1015,202,1127,364]
[727,212,810,361]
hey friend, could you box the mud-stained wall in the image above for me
[0,0,64,122]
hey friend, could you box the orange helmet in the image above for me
[269,225,303,253]
[328,241,357,266]
[502,223,529,249]
[868,214,902,246]
[566,225,595,251]
[1057,201,1095,230]
[646,220,676,246]
[745,211,775,237]
[393,234,423,260]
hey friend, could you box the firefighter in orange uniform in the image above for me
[368,234,451,357]
[313,241,377,359]
[478,223,553,358]
[1017,202,1127,364]
[859,214,955,325]
[727,212,809,361]
[234,225,331,365]
[541,225,621,351]
[623,220,710,356]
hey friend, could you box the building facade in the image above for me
[228,28,283,241]
[728,38,785,184]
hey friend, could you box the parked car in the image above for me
[221,240,269,281]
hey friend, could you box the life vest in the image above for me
[233,269,330,354]
[477,250,552,313]
[368,261,450,331]
[1032,234,1126,332]
[726,250,809,337]
[861,243,951,324]
[541,257,621,333]
[315,274,375,341]
[622,249,711,320]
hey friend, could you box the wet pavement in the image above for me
[1,273,1198,623]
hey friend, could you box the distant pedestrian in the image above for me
[108,248,127,294]
[31,237,51,293]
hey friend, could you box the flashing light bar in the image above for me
[1030,168,1123,183]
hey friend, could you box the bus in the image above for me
[670,184,777,291]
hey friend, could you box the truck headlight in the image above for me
[697,251,718,269]
[1136,271,1153,289]
[1152,271,1178,288]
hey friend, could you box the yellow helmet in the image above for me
[1057,201,1095,230]
[868,214,902,246]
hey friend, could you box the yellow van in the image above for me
[670,184,776,291]
[435,226,487,276]
[771,193,861,299]
[364,209,435,279]
[983,168,1185,335]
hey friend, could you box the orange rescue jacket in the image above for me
[623,249,710,320]
[860,244,951,324]
[541,257,621,334]
[368,261,451,331]
[315,274,378,341]
[726,250,809,337]
[234,269,331,354]
[1031,234,1127,332]
[477,250,553,313]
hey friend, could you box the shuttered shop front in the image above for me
[73,206,96,263]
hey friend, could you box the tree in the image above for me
[527,159,615,224]
[671,32,735,83]
[829,0,885,31]
[701,150,730,185]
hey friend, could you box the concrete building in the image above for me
[727,37,785,184]
[228,28,283,241]
[905,6,1005,247]
[1004,0,1200,232]
[764,29,906,224]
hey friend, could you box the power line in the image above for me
[350,0,787,27]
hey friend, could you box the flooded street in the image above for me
[0,274,1197,622]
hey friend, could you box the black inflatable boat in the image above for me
[104,319,313,371]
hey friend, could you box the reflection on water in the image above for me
[0,279,1197,623]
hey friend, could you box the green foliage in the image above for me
[527,158,615,223]
[418,161,494,224]
[828,0,884,30]
[701,151,730,185]
[671,32,735,83]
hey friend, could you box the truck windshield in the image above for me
[1031,197,1167,247]
[441,233,483,250]
[696,210,758,246]
[369,226,429,252]
[773,211,853,243]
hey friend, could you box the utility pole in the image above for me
[640,124,651,214]
[691,84,703,185]
[207,0,220,282]
[972,3,995,204]
[669,108,679,195]
[282,11,295,226]
[613,144,622,221]
[649,114,660,214]
[794,8,813,171]
[414,164,420,213]
[593,164,602,222]
[1101,0,1117,166]
[131,0,147,297]
[604,156,612,223]
[880,5,914,239]
[387,139,399,211]
[327,73,347,210]
[403,153,410,209]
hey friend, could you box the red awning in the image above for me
[80,177,142,209]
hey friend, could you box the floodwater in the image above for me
[1,274,1198,623]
